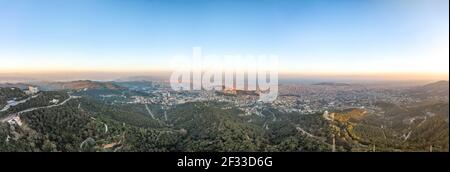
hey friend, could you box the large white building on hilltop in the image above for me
[25,86,39,95]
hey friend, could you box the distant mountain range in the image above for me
[114,75,169,82]
[28,80,124,91]
[408,80,449,98]
[312,82,351,86]
[0,83,31,90]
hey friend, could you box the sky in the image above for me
[0,0,448,80]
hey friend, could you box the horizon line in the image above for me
[0,70,448,82]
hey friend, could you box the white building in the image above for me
[50,99,59,104]
[7,116,23,126]
[25,86,39,95]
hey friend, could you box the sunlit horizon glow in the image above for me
[0,0,448,81]
[0,69,447,82]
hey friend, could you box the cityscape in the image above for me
[0,78,448,152]
[0,0,448,153]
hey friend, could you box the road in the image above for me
[1,95,79,123]
[296,126,319,139]
[145,104,156,119]
[0,93,40,112]
[90,117,108,133]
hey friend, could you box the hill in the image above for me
[312,82,351,86]
[408,80,449,98]
[35,80,124,91]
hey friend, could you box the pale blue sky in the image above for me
[0,0,448,76]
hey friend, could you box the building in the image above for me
[25,86,39,95]
[7,116,23,126]
[50,99,59,104]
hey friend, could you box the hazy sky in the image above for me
[0,0,448,79]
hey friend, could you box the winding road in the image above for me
[1,95,79,123]
[144,104,156,119]
[0,93,41,112]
